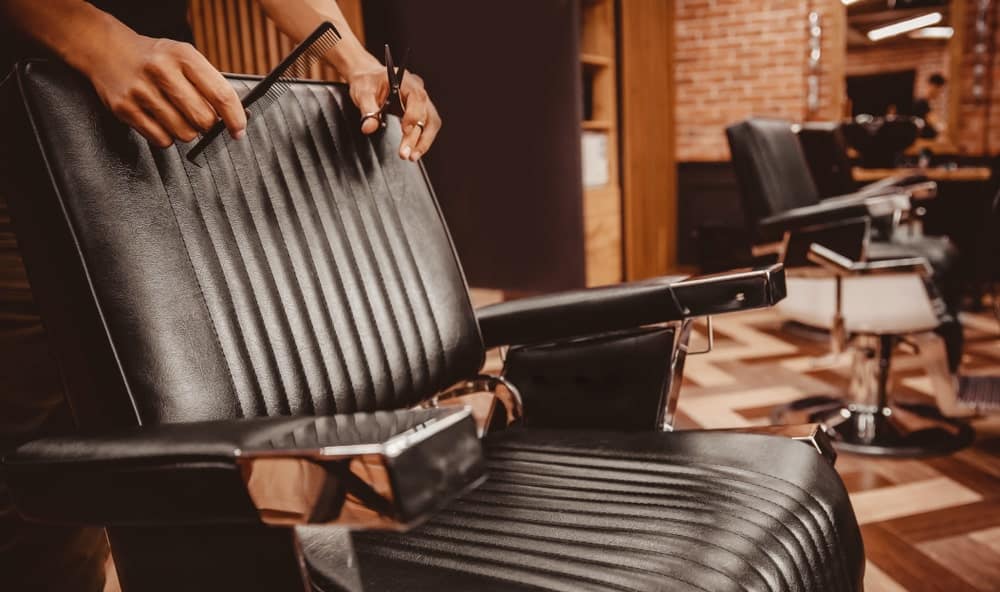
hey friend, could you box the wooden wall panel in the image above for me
[620,0,678,278]
[188,0,364,79]
[580,0,622,287]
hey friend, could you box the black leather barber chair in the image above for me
[841,115,923,169]
[726,119,973,456]
[797,121,932,200]
[727,118,971,456]
[0,62,863,592]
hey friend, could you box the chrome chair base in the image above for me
[771,395,974,457]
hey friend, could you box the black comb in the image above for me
[186,21,342,164]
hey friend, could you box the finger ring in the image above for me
[361,111,381,124]
[415,121,426,131]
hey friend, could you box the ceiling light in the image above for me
[909,26,954,39]
[868,12,943,41]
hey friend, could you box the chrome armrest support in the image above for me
[237,409,485,530]
[807,243,931,277]
[430,374,524,436]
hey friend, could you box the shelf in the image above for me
[581,53,612,67]
[582,120,613,131]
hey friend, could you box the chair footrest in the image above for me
[958,375,1000,411]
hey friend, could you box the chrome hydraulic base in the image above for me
[771,333,974,457]
[771,396,974,457]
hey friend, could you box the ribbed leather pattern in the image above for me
[148,79,482,418]
[347,430,863,592]
[10,62,483,425]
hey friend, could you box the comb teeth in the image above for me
[248,80,290,115]
[186,21,342,165]
[274,27,340,81]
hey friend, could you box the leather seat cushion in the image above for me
[303,429,863,591]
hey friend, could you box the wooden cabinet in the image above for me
[580,0,623,287]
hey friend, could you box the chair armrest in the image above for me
[807,243,932,277]
[858,175,937,200]
[759,193,910,243]
[476,264,786,347]
[759,200,871,240]
[3,408,484,529]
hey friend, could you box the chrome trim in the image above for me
[807,243,931,277]
[687,316,714,356]
[234,409,486,530]
[382,411,471,457]
[671,263,783,287]
[233,410,472,460]
[432,374,524,436]
[659,319,694,431]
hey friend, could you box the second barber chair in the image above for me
[727,118,972,456]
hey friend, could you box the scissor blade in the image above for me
[384,44,395,88]
[394,48,410,89]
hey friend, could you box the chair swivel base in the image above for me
[771,395,975,457]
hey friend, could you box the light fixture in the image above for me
[841,0,861,5]
[908,26,954,39]
[867,12,943,41]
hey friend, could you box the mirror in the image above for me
[843,0,962,151]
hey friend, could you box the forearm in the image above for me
[254,0,379,78]
[0,0,134,77]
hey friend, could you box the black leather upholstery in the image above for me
[478,266,786,348]
[340,429,863,592]
[726,119,824,230]
[797,122,857,198]
[504,327,677,431]
[0,61,483,429]
[0,63,864,591]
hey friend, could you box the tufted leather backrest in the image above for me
[0,61,484,429]
[726,118,823,229]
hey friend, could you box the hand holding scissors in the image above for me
[352,44,441,161]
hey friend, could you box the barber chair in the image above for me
[0,63,862,591]
[727,118,971,456]
[841,115,923,169]
[797,121,932,200]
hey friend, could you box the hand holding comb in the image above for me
[186,21,342,164]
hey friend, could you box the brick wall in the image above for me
[675,0,843,161]
[675,0,1000,160]
[956,0,1000,155]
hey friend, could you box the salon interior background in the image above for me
[185,0,999,284]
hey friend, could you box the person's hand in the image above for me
[81,31,247,148]
[346,63,442,161]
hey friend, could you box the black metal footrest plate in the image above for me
[958,375,1000,411]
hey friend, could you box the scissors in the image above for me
[361,44,409,128]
